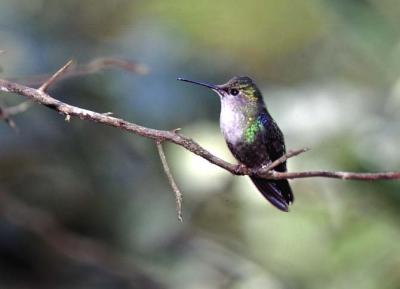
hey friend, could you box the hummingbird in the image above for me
[177,76,293,211]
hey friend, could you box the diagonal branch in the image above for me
[0,61,400,182]
[39,59,74,92]
[262,148,310,172]
[156,140,183,222]
[1,57,148,127]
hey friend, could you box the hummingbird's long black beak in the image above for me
[177,77,221,91]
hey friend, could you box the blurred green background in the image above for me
[1,0,400,288]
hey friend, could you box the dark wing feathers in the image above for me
[250,177,290,211]
[253,115,294,211]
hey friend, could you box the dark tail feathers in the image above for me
[250,177,293,212]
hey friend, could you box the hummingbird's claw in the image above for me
[234,163,248,175]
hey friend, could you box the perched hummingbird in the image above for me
[177,76,293,211]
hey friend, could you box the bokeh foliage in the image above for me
[1,0,400,288]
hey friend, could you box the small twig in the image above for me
[39,59,74,92]
[261,148,310,173]
[156,140,183,222]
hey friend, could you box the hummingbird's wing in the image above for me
[265,120,288,172]
[252,115,294,209]
[250,176,291,211]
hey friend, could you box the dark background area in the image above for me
[1,0,400,288]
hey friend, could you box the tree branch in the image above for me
[269,170,400,180]
[0,106,17,130]
[9,57,149,87]
[156,140,183,222]
[1,100,32,116]
[0,61,400,183]
[39,59,74,92]
[262,148,310,172]
[0,100,32,131]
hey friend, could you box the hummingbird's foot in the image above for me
[260,162,272,171]
[171,127,181,134]
[233,163,247,175]
[249,164,273,176]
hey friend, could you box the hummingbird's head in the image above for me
[177,76,263,103]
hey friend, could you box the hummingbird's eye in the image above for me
[230,89,239,96]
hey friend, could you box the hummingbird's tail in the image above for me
[250,177,293,212]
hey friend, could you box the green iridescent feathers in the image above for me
[245,118,263,143]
